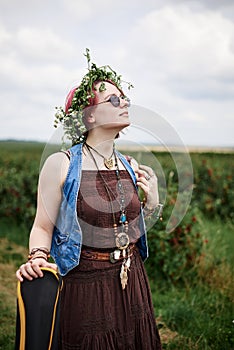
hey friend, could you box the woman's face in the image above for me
[87,81,130,132]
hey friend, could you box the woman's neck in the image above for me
[83,132,127,171]
[85,134,116,158]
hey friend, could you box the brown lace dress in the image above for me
[58,170,162,350]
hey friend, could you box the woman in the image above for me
[16,52,162,349]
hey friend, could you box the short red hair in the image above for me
[65,80,124,114]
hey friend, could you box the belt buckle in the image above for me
[110,252,118,264]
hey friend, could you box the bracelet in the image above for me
[28,247,50,262]
[29,255,49,262]
[143,203,163,221]
[30,247,50,255]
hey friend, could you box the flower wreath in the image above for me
[54,48,134,145]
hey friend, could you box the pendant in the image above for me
[115,232,129,250]
[120,257,131,290]
[104,158,114,169]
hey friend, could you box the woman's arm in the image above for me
[16,152,69,281]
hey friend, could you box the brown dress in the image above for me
[58,170,162,350]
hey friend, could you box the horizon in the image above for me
[1,138,233,153]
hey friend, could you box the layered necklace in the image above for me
[85,142,130,251]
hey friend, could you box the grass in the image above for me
[0,218,233,349]
[152,282,233,349]
[0,235,28,349]
[150,217,234,349]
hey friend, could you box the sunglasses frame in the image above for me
[95,94,131,108]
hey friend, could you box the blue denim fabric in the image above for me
[50,143,148,276]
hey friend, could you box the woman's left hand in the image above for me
[135,164,159,209]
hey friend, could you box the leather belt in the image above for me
[81,244,136,263]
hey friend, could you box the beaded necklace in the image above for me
[85,142,130,250]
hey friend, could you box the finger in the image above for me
[137,176,148,187]
[136,171,149,182]
[137,181,149,196]
[135,168,147,176]
[139,165,156,178]
[40,261,58,273]
[16,269,24,282]
[24,262,41,279]
[30,261,44,277]
[32,260,58,275]
[23,261,42,279]
[139,164,153,174]
[27,261,42,279]
[19,264,34,281]
[136,169,153,181]
[48,263,58,272]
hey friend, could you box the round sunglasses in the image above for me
[95,95,131,108]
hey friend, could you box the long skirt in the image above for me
[58,247,162,350]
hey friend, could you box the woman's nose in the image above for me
[120,98,130,108]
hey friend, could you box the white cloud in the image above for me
[124,5,234,100]
[61,0,115,21]
[16,27,76,62]
[0,24,12,46]
[0,53,82,93]
[182,112,206,123]
[0,23,86,95]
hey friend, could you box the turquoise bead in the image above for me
[120,213,127,223]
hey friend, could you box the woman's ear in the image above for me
[86,113,96,125]
[82,106,96,130]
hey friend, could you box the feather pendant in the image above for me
[120,257,131,290]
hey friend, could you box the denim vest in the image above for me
[50,143,148,276]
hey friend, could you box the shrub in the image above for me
[193,155,234,222]
[146,187,203,284]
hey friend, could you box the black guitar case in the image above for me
[15,267,62,350]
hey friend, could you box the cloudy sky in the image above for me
[1,0,234,147]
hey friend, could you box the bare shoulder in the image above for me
[39,152,70,186]
[43,151,69,165]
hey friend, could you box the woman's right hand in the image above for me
[16,258,58,282]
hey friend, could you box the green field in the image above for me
[0,141,233,349]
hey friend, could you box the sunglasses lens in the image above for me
[110,95,120,107]
[126,98,130,107]
[109,95,131,107]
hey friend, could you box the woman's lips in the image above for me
[119,111,129,117]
